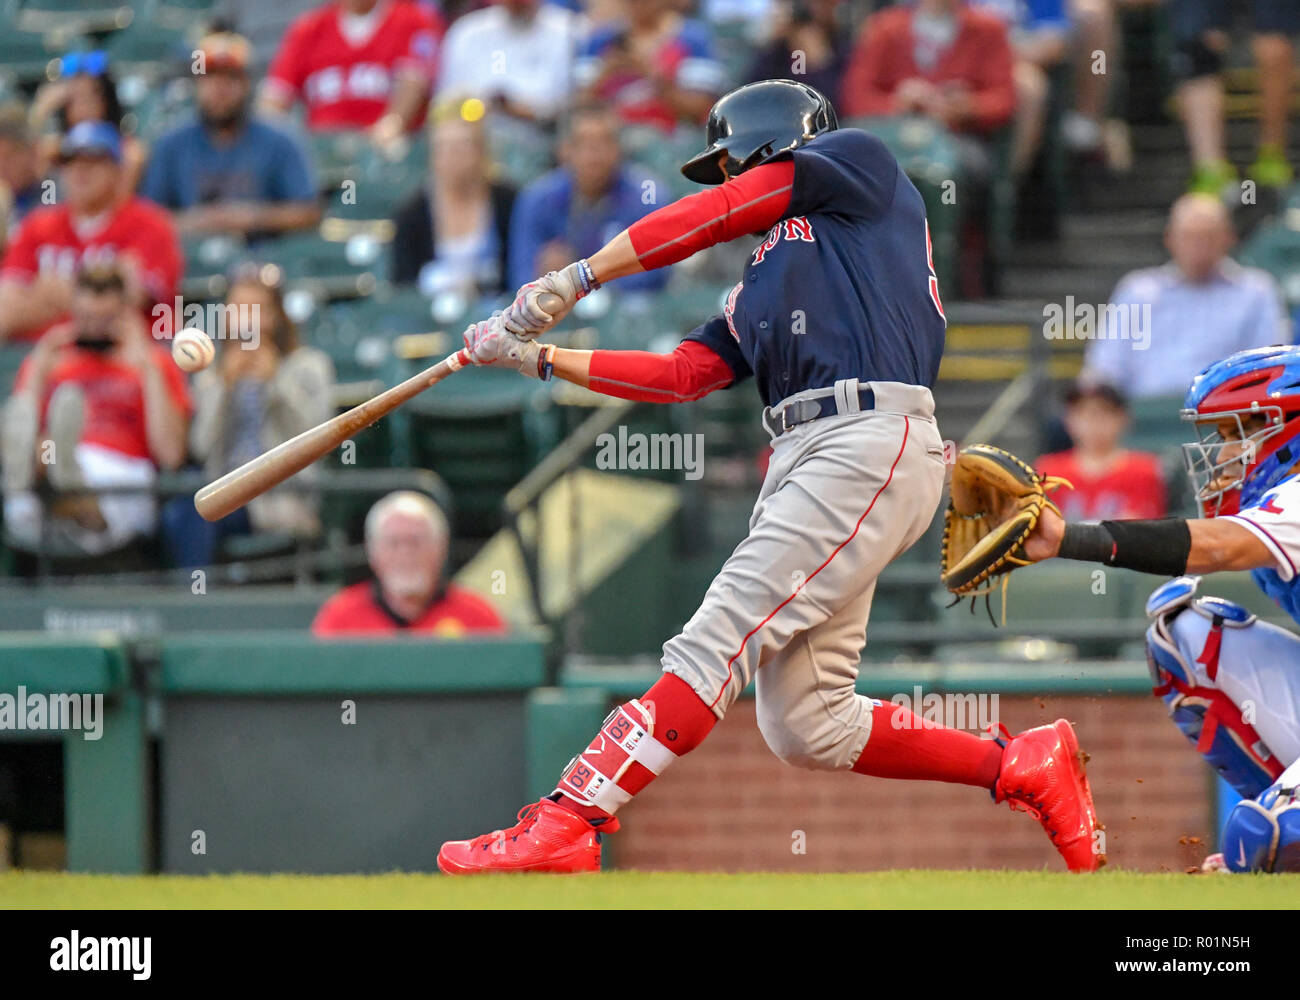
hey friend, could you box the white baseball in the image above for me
[172,327,215,372]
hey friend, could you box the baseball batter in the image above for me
[438,81,1102,875]
[1016,345,1300,873]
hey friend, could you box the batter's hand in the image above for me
[502,261,591,339]
[462,313,546,378]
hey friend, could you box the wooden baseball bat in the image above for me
[193,292,564,522]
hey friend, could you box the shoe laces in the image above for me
[990,723,1052,829]
[470,802,543,851]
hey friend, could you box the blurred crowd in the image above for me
[0,0,1296,628]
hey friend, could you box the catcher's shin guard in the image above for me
[1220,778,1300,873]
[1144,577,1285,799]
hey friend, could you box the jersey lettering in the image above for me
[782,216,814,242]
[751,216,815,265]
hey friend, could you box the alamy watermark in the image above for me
[0,687,103,740]
[595,426,705,481]
[150,297,262,349]
[887,686,1000,736]
[1042,296,1150,351]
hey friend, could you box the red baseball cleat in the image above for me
[994,719,1106,872]
[437,799,618,875]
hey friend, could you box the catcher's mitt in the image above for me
[940,444,1072,619]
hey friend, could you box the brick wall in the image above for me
[608,695,1215,872]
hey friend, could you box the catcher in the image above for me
[944,345,1300,874]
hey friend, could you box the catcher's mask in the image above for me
[1181,346,1300,517]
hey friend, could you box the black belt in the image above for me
[765,386,876,436]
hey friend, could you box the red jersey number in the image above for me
[924,219,946,322]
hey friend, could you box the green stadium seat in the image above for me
[258,230,386,298]
[179,233,246,301]
[407,366,553,539]
[102,19,192,74]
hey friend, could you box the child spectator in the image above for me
[1036,381,1167,521]
[312,490,507,636]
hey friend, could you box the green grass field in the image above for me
[1,870,1295,909]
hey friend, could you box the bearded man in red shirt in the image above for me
[0,121,181,345]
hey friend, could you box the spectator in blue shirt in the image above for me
[508,103,668,293]
[141,32,320,241]
[1081,194,1291,400]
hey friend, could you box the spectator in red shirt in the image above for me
[839,0,1016,136]
[259,0,444,154]
[1,262,191,556]
[0,121,182,345]
[840,0,1016,298]
[312,490,507,637]
[1036,381,1168,522]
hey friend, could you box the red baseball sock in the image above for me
[851,701,1003,788]
[552,673,716,823]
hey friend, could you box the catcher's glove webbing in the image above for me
[939,444,1072,624]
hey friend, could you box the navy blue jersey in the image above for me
[685,128,947,407]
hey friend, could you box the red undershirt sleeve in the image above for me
[627,160,795,272]
[586,339,736,403]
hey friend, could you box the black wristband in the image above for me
[1056,521,1114,563]
[1057,519,1191,577]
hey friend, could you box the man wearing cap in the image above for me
[142,32,320,241]
[0,121,181,345]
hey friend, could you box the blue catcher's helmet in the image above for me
[1182,345,1300,516]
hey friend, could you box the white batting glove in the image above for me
[462,313,547,378]
[502,260,595,339]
